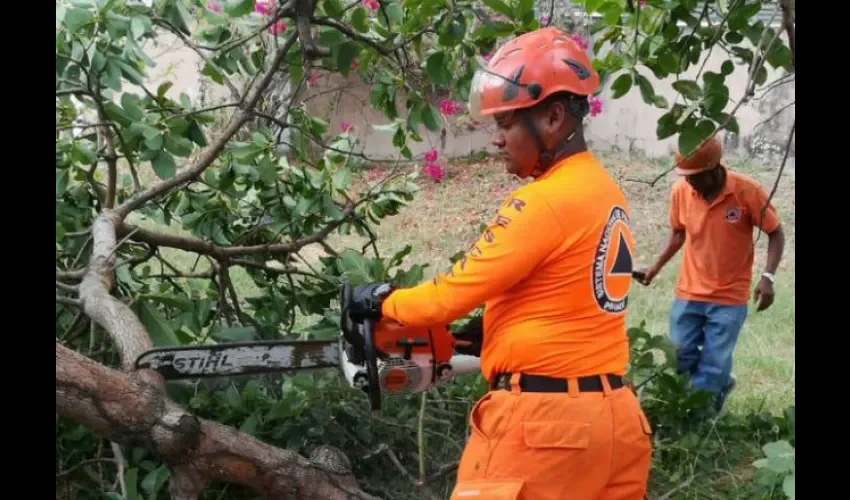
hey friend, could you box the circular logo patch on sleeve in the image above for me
[593,206,635,314]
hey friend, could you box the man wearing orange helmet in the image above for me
[347,27,652,499]
[637,137,785,414]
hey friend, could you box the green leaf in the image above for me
[165,135,195,157]
[652,94,669,108]
[240,413,261,435]
[225,0,255,17]
[672,80,702,100]
[635,73,655,105]
[140,466,170,498]
[332,168,353,191]
[384,2,404,25]
[338,249,373,283]
[130,16,147,39]
[323,0,345,17]
[611,73,633,98]
[64,8,92,34]
[426,51,452,86]
[120,467,140,500]
[656,110,679,140]
[720,60,734,76]
[421,104,442,132]
[352,7,369,33]
[151,151,177,179]
[337,42,359,76]
[678,119,716,157]
[212,326,257,342]
[57,169,70,197]
[135,301,181,346]
[783,474,795,499]
[482,0,513,19]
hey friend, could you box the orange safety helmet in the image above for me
[468,26,601,122]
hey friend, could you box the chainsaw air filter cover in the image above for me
[378,356,427,394]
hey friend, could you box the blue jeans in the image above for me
[669,299,748,411]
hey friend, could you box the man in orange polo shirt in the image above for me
[346,27,652,500]
[638,137,785,413]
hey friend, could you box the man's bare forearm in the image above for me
[652,230,686,272]
[765,225,785,275]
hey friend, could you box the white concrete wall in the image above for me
[139,25,794,169]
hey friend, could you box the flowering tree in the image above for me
[56,0,793,498]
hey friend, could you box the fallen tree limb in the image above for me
[56,342,379,500]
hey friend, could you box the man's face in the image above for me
[490,100,573,178]
[685,165,723,197]
[490,111,539,177]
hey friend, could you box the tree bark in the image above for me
[56,342,379,500]
[63,208,379,499]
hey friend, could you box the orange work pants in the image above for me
[450,376,653,500]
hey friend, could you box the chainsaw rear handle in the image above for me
[362,317,382,411]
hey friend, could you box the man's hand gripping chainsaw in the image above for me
[133,283,481,411]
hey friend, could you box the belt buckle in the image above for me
[494,374,511,390]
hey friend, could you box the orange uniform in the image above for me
[670,167,781,305]
[382,152,653,500]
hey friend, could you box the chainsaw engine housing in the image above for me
[338,284,459,410]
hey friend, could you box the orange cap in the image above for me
[675,137,723,175]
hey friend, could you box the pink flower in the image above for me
[589,96,603,117]
[307,70,320,84]
[440,99,463,116]
[363,0,379,10]
[424,148,439,163]
[640,1,647,6]
[424,163,445,182]
[255,0,274,16]
[341,121,353,132]
[269,20,288,35]
[207,0,223,13]
[482,51,492,63]
[569,33,589,50]
[540,15,551,25]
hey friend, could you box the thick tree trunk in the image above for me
[56,342,378,500]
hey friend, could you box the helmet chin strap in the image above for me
[519,109,578,178]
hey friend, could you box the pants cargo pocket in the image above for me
[451,479,524,499]
[522,421,591,449]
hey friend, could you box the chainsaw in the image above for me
[133,284,481,411]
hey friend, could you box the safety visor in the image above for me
[467,68,528,122]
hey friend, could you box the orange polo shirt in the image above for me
[670,167,781,305]
[381,152,636,381]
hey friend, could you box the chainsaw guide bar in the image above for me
[134,339,342,380]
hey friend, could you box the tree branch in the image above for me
[56,342,379,500]
[295,0,331,58]
[119,201,357,258]
[78,212,162,388]
[114,33,298,219]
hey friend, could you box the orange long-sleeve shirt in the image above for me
[382,151,636,381]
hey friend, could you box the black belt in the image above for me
[491,373,627,393]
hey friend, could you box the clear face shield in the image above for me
[467,68,522,122]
